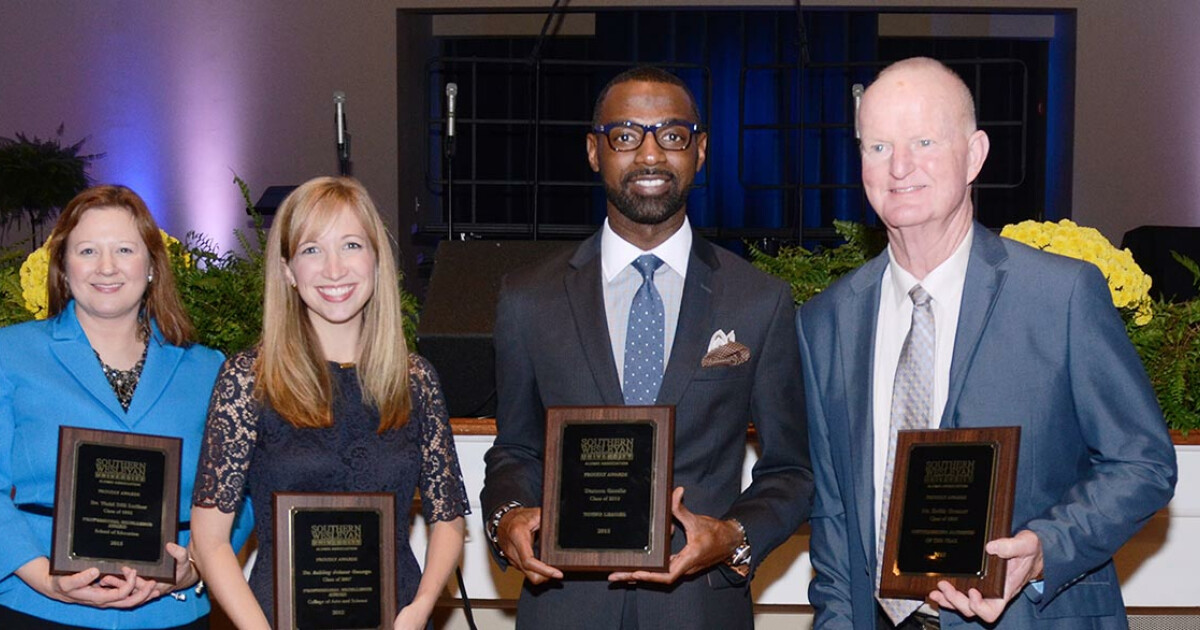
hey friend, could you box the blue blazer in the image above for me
[0,303,253,628]
[797,225,1177,629]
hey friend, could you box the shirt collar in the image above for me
[601,215,692,282]
[885,227,973,308]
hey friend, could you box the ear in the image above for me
[586,132,600,173]
[966,129,990,184]
[694,132,708,173]
[281,257,296,287]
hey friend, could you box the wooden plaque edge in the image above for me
[50,426,181,583]
[879,426,1020,600]
[540,405,675,572]
[272,492,398,630]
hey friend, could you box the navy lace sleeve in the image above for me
[410,354,471,523]
[192,350,261,513]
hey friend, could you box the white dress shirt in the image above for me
[601,216,690,386]
[871,228,972,540]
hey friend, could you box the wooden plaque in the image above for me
[51,426,181,582]
[540,405,674,572]
[273,492,397,630]
[879,427,1020,599]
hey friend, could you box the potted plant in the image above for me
[0,125,102,246]
[1124,253,1200,442]
[747,220,883,305]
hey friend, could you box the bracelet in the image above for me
[188,553,205,597]
[486,501,524,558]
[169,554,201,601]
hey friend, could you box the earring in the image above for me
[147,272,154,283]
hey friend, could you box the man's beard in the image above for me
[606,169,689,225]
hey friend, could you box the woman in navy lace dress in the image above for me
[189,177,469,630]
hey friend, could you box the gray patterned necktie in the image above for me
[877,284,935,625]
[622,254,665,405]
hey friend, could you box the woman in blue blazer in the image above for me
[0,185,252,629]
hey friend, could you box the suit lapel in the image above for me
[656,237,717,406]
[564,235,625,405]
[48,306,186,430]
[49,308,128,424]
[942,224,1009,428]
[124,329,184,427]
[841,254,888,564]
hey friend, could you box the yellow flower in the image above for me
[1134,304,1154,326]
[1001,219,1154,326]
[19,246,50,319]
[18,229,191,319]
[161,230,192,268]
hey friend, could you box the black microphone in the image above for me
[852,83,864,139]
[334,91,348,156]
[334,91,351,175]
[446,83,458,139]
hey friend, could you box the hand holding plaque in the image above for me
[540,406,674,572]
[51,427,182,583]
[493,506,563,585]
[932,528,1045,616]
[879,427,1020,600]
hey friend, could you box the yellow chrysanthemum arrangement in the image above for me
[1001,219,1154,326]
[18,230,190,320]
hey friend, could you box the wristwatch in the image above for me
[727,518,752,570]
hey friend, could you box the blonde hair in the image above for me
[47,185,195,346]
[257,176,410,432]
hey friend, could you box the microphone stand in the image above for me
[335,91,351,176]
[339,134,351,177]
[528,0,566,241]
[445,128,455,241]
[793,0,808,243]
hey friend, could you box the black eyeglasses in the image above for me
[592,120,703,152]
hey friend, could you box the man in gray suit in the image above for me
[798,57,1177,628]
[481,66,813,629]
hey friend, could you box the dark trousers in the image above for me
[0,605,207,630]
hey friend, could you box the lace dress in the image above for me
[192,350,470,624]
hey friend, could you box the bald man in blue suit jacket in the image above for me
[797,57,1176,629]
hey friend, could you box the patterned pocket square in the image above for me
[701,339,751,368]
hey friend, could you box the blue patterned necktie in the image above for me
[622,254,665,405]
[877,284,935,625]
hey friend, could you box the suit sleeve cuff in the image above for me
[485,501,523,559]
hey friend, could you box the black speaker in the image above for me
[418,240,576,417]
[1121,226,1200,302]
[252,185,297,215]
